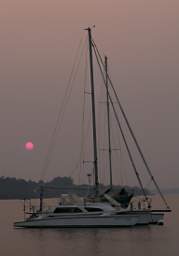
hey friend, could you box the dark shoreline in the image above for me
[0,176,149,200]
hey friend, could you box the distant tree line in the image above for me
[0,176,149,199]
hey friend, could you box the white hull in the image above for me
[150,213,164,224]
[15,213,141,228]
[116,211,164,225]
[14,211,164,228]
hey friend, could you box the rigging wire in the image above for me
[92,41,148,200]
[78,43,94,184]
[92,38,170,209]
[68,36,93,185]
[40,36,87,181]
[110,119,125,186]
[104,59,125,186]
[76,43,88,184]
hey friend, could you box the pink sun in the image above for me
[25,141,34,151]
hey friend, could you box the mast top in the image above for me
[84,25,96,32]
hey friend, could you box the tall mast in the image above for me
[105,56,113,189]
[86,27,99,195]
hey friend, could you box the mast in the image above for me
[86,27,99,195]
[105,56,113,189]
[39,186,44,212]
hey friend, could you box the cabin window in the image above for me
[53,207,82,213]
[85,207,103,212]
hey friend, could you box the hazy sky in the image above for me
[0,0,178,189]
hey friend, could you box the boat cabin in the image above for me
[52,203,115,215]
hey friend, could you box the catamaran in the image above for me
[14,28,171,228]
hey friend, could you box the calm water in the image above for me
[0,195,178,256]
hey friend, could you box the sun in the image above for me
[25,141,34,151]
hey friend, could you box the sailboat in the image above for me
[14,28,171,228]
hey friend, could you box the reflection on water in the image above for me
[0,195,179,256]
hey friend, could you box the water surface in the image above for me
[0,195,178,256]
